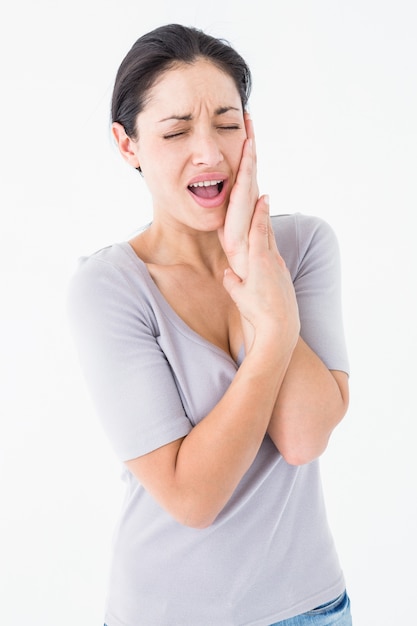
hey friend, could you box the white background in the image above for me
[1,1,416,624]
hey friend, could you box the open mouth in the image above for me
[188,179,224,199]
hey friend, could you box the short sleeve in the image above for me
[272,214,349,375]
[67,252,193,461]
[293,214,349,374]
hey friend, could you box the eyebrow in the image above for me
[158,106,241,123]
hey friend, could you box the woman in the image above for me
[69,23,352,626]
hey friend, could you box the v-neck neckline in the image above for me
[118,241,245,367]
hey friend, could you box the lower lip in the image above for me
[187,181,229,209]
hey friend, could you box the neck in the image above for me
[131,218,228,275]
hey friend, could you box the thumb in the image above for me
[222,267,242,301]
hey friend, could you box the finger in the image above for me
[220,114,259,279]
[222,267,243,302]
[267,210,278,252]
[233,112,257,197]
[244,111,253,136]
[221,136,255,278]
[244,112,257,171]
[248,195,271,254]
[244,112,258,183]
[234,134,254,187]
[222,135,253,238]
[266,211,287,268]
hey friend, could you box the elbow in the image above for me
[280,441,328,466]
[277,430,332,466]
[275,405,349,467]
[176,510,217,530]
[172,498,220,529]
[183,517,216,530]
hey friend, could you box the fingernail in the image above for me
[264,194,270,205]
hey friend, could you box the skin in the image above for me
[112,58,349,528]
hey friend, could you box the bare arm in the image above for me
[127,199,300,529]
[218,115,349,466]
[267,337,349,465]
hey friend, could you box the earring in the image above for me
[136,166,143,177]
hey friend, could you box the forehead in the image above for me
[143,58,242,115]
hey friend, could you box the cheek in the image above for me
[146,143,180,172]
[142,157,177,197]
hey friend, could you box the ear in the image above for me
[112,122,140,169]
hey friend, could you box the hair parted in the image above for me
[111,23,252,139]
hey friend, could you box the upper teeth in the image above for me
[189,180,222,188]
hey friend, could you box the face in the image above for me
[128,59,247,233]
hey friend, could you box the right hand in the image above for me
[218,113,258,280]
[223,196,300,355]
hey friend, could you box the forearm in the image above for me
[127,202,300,528]
[172,338,292,527]
[267,336,349,465]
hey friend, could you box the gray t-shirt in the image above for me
[68,213,349,626]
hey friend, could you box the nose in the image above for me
[191,130,224,167]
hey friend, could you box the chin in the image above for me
[194,210,227,233]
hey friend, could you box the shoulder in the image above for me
[72,241,140,280]
[69,241,149,299]
[270,213,340,279]
[67,241,155,333]
[270,212,338,245]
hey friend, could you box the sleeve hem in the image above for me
[116,418,193,462]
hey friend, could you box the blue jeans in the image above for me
[104,590,351,626]
[270,590,351,625]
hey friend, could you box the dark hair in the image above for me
[111,23,252,140]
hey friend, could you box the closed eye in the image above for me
[163,131,188,139]
[163,125,240,139]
